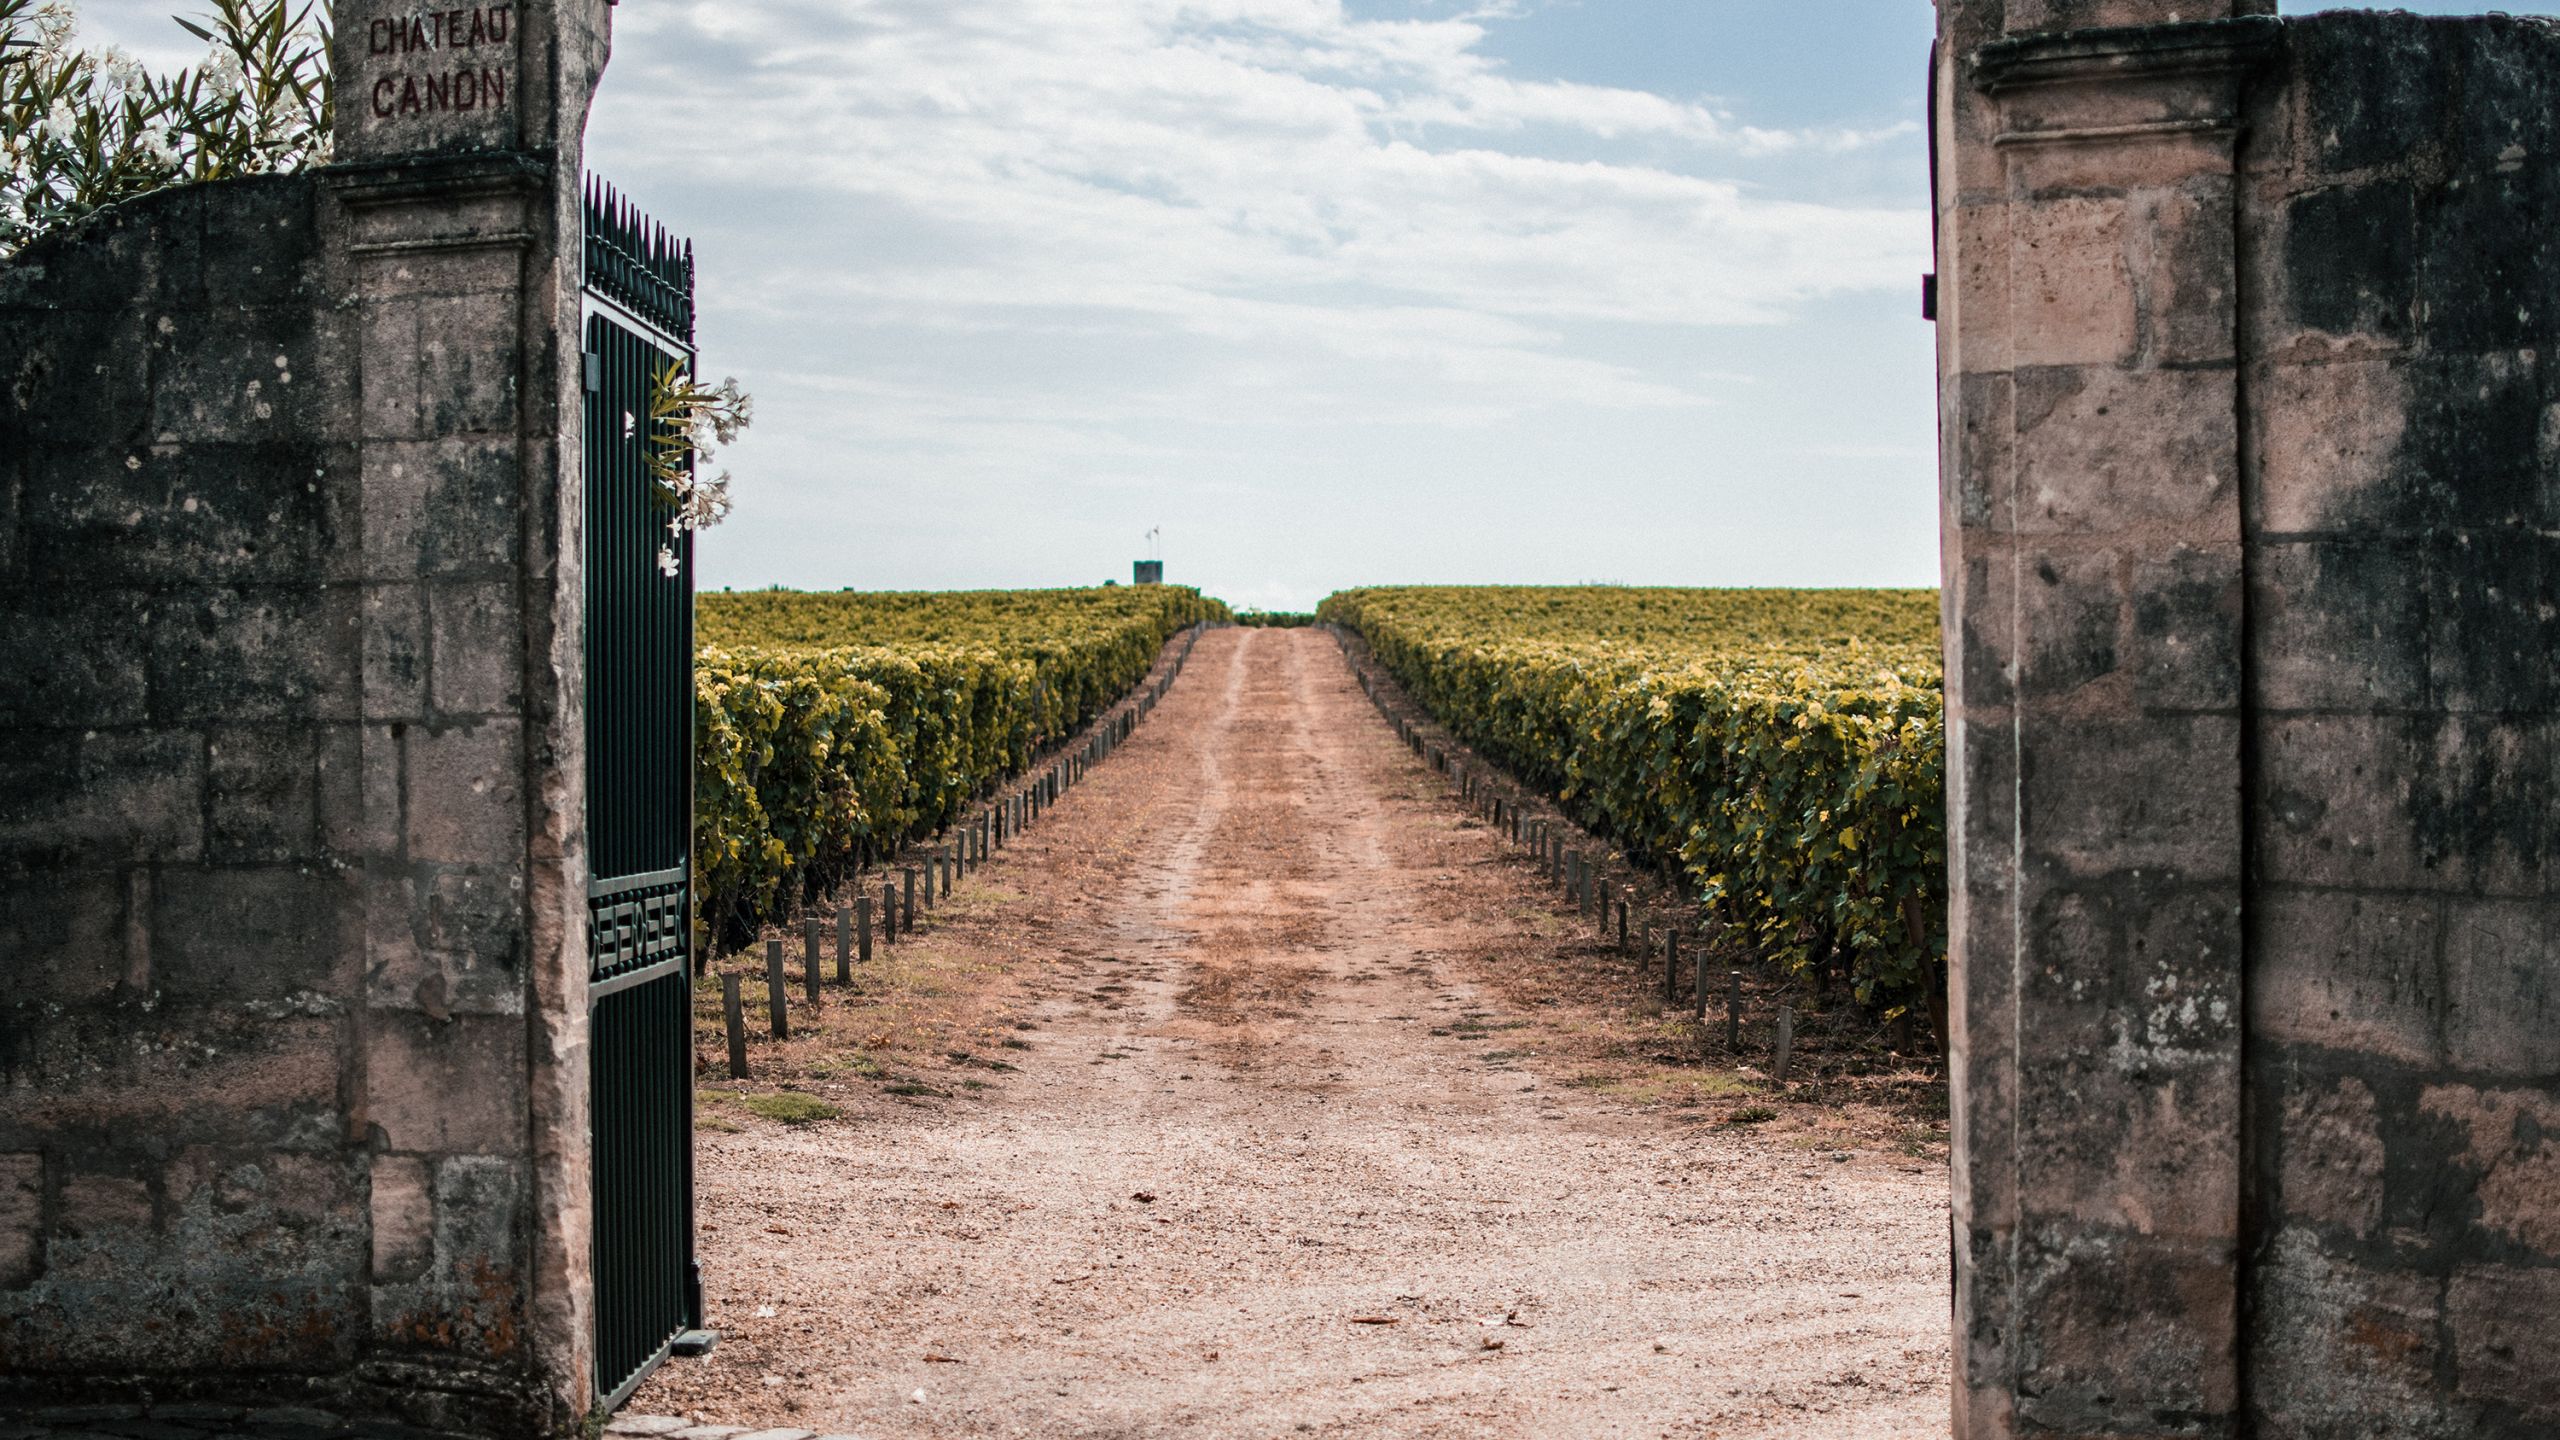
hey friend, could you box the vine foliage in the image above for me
[692,586,1231,945]
[1319,585,1946,1019]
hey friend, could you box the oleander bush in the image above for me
[2,0,331,257]
[1317,585,1944,1020]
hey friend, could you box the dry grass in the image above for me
[687,868,1067,1126]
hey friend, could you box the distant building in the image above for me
[1133,559,1164,585]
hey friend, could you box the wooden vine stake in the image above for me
[764,939,790,1040]
[802,917,822,1009]
[721,972,749,1080]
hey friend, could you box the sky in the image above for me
[71,0,2559,610]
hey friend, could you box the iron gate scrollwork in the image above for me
[582,176,701,1409]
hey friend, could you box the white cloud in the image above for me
[597,0,1920,353]
[582,0,1937,602]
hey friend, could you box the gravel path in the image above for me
[628,627,1949,1439]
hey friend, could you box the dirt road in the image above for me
[629,627,1949,1439]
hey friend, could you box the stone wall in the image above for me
[1936,3,2557,1437]
[0,2,611,1432]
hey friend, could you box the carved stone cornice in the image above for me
[1974,15,2280,93]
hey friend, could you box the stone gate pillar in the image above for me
[323,0,613,1427]
[1933,3,2275,1437]
[0,2,609,1432]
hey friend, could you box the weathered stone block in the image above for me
[2418,1085,2560,1259]
[1953,553,2021,711]
[404,719,525,866]
[2011,363,2239,535]
[2018,716,2240,879]
[2288,13,2462,178]
[2394,351,2552,533]
[0,588,151,730]
[195,175,323,309]
[349,722,406,861]
[2007,199,2138,369]
[2127,546,2243,711]
[149,586,357,725]
[2424,531,2556,715]
[424,869,529,989]
[151,864,356,1002]
[0,313,154,448]
[2250,540,2429,712]
[2279,180,2416,342]
[1,1011,342,1153]
[20,443,338,587]
[2440,899,2558,1078]
[417,294,525,437]
[2020,881,2242,1057]
[1950,371,2014,532]
[358,439,519,578]
[2248,356,2407,537]
[2445,1264,2560,1424]
[1965,540,2234,715]
[313,722,369,857]
[0,454,21,582]
[2412,169,2557,357]
[1950,713,2021,872]
[0,870,127,1005]
[2015,1059,2239,1236]
[360,1012,526,1155]
[370,1155,528,1361]
[2012,1229,2239,1432]
[2010,546,2124,704]
[2257,714,2544,896]
[2272,1072,2386,1238]
[142,1148,365,1369]
[0,732,203,869]
[366,866,525,1018]
[2248,1227,2446,1439]
[429,578,523,715]
[148,317,330,446]
[368,1154,432,1283]
[362,583,428,721]
[208,726,321,863]
[2143,184,2243,367]
[2249,888,2441,1066]
[360,295,522,441]
[0,1153,39,1288]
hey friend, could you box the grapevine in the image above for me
[1317,586,1945,1018]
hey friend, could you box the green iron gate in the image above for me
[582,177,703,1409]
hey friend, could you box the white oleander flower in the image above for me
[202,45,242,98]
[33,3,75,57]
[98,44,142,96]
